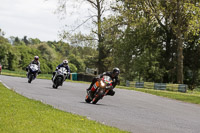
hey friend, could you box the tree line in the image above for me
[58,0,200,89]
[0,32,97,75]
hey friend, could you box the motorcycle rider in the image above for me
[26,56,41,75]
[87,67,120,97]
[52,60,70,80]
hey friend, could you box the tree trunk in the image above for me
[177,31,184,84]
[96,0,104,73]
[176,0,184,84]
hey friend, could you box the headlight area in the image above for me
[100,80,106,87]
[106,86,112,89]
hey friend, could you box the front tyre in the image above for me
[85,95,92,103]
[52,84,58,89]
[28,74,32,83]
[92,92,103,104]
[28,79,32,83]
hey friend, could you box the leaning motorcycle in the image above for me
[27,64,39,83]
[52,67,69,89]
[85,75,113,104]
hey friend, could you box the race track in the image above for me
[0,75,200,133]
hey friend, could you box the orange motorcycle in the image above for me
[85,75,113,104]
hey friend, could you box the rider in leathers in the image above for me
[26,56,41,76]
[52,60,70,80]
[87,67,120,96]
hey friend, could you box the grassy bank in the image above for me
[0,83,128,133]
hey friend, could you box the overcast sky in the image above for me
[0,0,90,42]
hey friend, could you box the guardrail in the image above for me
[126,81,187,93]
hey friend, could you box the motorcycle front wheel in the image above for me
[92,91,104,104]
[85,95,92,103]
[52,84,58,89]
[28,74,33,83]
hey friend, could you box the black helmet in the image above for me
[112,67,120,77]
[34,56,39,61]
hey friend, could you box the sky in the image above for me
[0,0,90,42]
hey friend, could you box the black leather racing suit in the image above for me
[88,71,120,96]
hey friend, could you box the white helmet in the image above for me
[63,60,68,66]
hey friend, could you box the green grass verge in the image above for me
[1,69,52,79]
[1,70,89,84]
[117,86,200,104]
[0,83,128,133]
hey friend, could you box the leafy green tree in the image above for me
[143,0,200,83]
[29,38,41,45]
[111,0,200,84]
[0,35,13,69]
[0,43,17,70]
[15,44,38,70]
[134,48,166,82]
[184,33,200,89]
[22,36,30,45]
[56,0,113,73]
[68,54,85,72]
[0,29,5,36]
[34,43,58,61]
[68,63,78,73]
[106,0,158,80]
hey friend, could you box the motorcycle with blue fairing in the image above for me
[27,64,39,83]
[52,67,69,89]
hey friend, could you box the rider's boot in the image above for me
[86,83,93,93]
[87,86,95,99]
[106,89,115,96]
[86,87,91,95]
[88,90,95,99]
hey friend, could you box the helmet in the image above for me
[63,60,68,66]
[34,56,39,61]
[112,67,120,77]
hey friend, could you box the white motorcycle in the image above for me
[52,67,69,89]
[27,64,39,83]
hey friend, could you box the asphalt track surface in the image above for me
[0,75,200,133]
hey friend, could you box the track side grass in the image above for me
[118,86,200,104]
[0,83,129,133]
[1,69,52,79]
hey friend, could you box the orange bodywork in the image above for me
[91,81,99,91]
[95,81,99,87]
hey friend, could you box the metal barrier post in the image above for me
[126,80,130,87]
[178,84,187,93]
[135,82,144,88]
